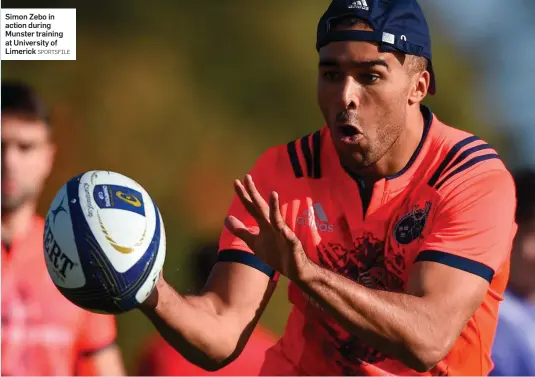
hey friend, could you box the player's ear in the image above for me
[408,69,429,105]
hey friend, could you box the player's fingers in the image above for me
[234,179,263,222]
[269,191,286,231]
[224,215,256,247]
[243,175,270,222]
[269,192,300,246]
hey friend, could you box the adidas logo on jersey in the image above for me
[348,0,369,11]
[297,203,335,233]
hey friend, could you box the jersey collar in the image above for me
[386,104,433,180]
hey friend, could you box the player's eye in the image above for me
[359,73,380,85]
[19,143,33,152]
[18,142,36,152]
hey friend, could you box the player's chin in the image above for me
[337,149,369,172]
[1,196,23,211]
[0,184,23,200]
[338,139,367,155]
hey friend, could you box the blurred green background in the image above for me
[2,0,509,373]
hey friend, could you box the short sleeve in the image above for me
[77,312,117,355]
[218,147,281,279]
[416,169,517,282]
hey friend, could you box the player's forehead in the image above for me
[1,114,49,142]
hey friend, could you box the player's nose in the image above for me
[338,77,361,111]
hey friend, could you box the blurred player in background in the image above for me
[490,169,535,376]
[139,0,517,375]
[137,242,276,376]
[1,80,126,376]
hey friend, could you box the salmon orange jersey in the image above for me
[137,325,277,376]
[219,105,517,376]
[1,216,118,376]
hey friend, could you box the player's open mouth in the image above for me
[336,124,363,144]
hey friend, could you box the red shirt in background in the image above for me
[137,325,277,376]
[1,216,118,376]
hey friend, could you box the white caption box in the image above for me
[0,8,76,60]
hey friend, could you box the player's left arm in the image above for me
[75,313,127,376]
[294,169,516,372]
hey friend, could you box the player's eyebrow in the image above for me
[319,58,389,70]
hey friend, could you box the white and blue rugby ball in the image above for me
[43,170,166,314]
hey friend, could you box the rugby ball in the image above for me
[43,170,166,314]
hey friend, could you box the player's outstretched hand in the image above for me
[224,174,310,281]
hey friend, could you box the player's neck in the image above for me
[1,202,37,246]
[362,107,424,181]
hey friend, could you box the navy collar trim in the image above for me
[386,104,433,180]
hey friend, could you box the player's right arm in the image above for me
[141,263,276,371]
[140,148,281,371]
